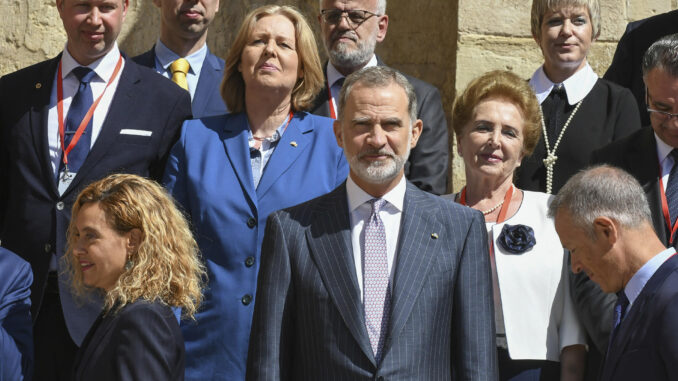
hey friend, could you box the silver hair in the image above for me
[548,165,652,238]
[642,33,678,79]
[319,0,387,14]
[337,66,417,125]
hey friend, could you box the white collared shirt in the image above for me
[48,43,125,185]
[346,174,406,301]
[153,40,207,100]
[529,62,598,105]
[656,133,676,191]
[326,55,378,117]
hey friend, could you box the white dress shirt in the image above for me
[48,43,125,191]
[153,40,207,100]
[327,55,378,116]
[529,62,598,105]
[346,174,406,302]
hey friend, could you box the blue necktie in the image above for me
[60,67,96,174]
[666,150,678,243]
[608,291,629,352]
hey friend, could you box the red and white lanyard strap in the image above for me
[327,85,338,119]
[658,161,678,244]
[56,54,123,172]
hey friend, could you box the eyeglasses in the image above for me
[647,107,678,121]
[320,9,381,26]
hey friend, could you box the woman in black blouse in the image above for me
[517,0,641,194]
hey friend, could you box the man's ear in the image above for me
[333,120,344,148]
[593,216,618,246]
[410,119,423,149]
[375,15,389,43]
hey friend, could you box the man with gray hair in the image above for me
[568,33,678,363]
[310,0,450,195]
[247,66,497,380]
[550,165,678,381]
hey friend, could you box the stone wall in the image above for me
[1,0,675,192]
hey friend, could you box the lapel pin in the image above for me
[290,141,298,147]
[431,233,438,239]
[35,83,42,89]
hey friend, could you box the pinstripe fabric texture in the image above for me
[247,182,498,380]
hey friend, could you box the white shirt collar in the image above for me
[61,42,122,83]
[327,54,378,89]
[529,63,598,105]
[655,132,675,165]
[154,40,207,76]
[346,172,406,214]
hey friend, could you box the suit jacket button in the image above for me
[56,201,65,210]
[44,243,52,253]
[241,294,253,306]
[245,256,255,267]
[247,217,256,228]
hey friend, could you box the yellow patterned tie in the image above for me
[170,58,190,91]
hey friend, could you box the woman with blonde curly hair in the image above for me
[163,5,348,379]
[66,174,205,381]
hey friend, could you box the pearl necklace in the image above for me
[540,99,583,194]
[482,200,505,215]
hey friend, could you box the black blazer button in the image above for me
[245,256,255,267]
[241,294,252,305]
[247,217,256,228]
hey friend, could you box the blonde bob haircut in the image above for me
[452,70,542,157]
[530,0,601,42]
[65,174,206,319]
[221,5,324,113]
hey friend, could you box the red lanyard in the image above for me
[283,111,294,133]
[327,86,337,119]
[57,55,123,172]
[458,185,514,256]
[658,161,678,244]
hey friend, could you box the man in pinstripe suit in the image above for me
[247,66,498,380]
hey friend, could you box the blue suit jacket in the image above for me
[164,111,348,380]
[0,55,192,345]
[0,248,33,381]
[246,182,498,380]
[133,47,228,118]
[601,253,678,381]
[72,301,184,381]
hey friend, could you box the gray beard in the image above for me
[328,38,376,71]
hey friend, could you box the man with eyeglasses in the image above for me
[566,33,678,375]
[311,0,450,195]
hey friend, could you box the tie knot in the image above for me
[170,58,190,75]
[616,290,629,309]
[369,198,386,214]
[72,67,96,84]
[333,77,346,89]
[671,149,678,161]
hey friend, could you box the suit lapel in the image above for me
[383,182,441,353]
[74,309,109,378]
[64,58,139,196]
[192,51,222,118]
[305,185,376,365]
[255,114,310,200]
[603,254,678,379]
[30,56,61,197]
[222,113,257,206]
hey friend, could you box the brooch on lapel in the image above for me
[431,233,438,239]
[497,224,536,254]
[290,141,298,147]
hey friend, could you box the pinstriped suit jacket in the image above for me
[246,181,498,380]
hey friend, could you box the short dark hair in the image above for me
[642,33,678,79]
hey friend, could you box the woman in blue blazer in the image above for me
[163,5,348,380]
[66,174,206,380]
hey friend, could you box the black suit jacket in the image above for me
[570,127,665,354]
[0,54,192,344]
[72,301,185,381]
[604,9,678,126]
[133,46,228,118]
[600,254,678,381]
[310,59,449,195]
